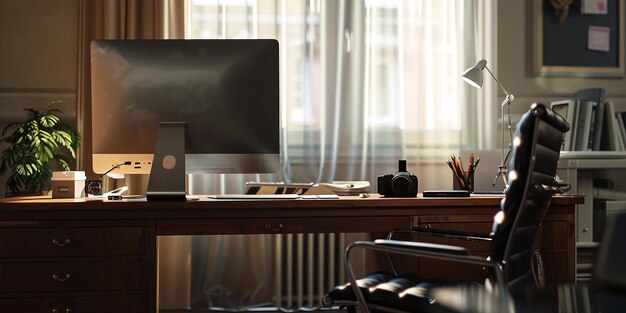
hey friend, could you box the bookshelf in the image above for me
[549,88,626,280]
[557,152,626,281]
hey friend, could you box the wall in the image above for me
[498,0,626,114]
[0,0,79,197]
[0,0,79,123]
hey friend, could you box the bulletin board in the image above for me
[534,0,625,77]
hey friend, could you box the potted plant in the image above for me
[0,101,80,196]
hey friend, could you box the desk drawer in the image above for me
[411,215,493,252]
[0,227,147,258]
[158,216,411,235]
[0,259,148,293]
[0,294,148,313]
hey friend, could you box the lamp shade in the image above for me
[461,59,487,88]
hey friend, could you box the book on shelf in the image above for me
[575,87,606,151]
[602,102,625,151]
[574,88,605,151]
[618,112,626,150]
[591,102,605,151]
[573,100,595,151]
[550,99,576,151]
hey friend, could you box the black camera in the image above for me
[377,160,418,197]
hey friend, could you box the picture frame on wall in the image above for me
[534,0,625,77]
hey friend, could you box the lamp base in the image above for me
[492,165,509,192]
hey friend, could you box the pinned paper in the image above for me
[588,26,610,52]
[582,0,608,14]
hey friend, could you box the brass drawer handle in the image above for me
[265,223,284,232]
[52,309,72,313]
[52,238,71,247]
[52,273,72,282]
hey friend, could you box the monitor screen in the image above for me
[90,39,280,175]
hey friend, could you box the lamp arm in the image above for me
[484,65,510,98]
[485,66,513,191]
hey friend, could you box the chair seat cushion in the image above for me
[323,271,395,305]
[324,272,437,311]
[368,274,435,311]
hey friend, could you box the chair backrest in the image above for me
[489,103,570,290]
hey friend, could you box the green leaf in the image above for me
[59,159,70,171]
[42,145,54,160]
[39,130,55,142]
[15,164,24,175]
[31,136,40,147]
[41,114,59,128]
[55,130,72,142]
[41,137,58,151]
[26,164,34,175]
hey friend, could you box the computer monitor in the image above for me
[90,39,280,181]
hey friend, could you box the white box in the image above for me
[52,171,86,199]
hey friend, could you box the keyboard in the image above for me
[207,194,302,200]
[206,194,340,200]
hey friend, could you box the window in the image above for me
[186,0,485,183]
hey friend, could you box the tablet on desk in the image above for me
[423,190,471,197]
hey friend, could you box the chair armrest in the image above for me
[408,228,492,241]
[539,181,571,194]
[374,239,470,255]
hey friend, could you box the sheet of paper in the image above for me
[588,26,610,52]
[582,0,608,14]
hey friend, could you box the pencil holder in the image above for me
[452,171,474,192]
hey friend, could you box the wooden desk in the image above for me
[0,194,581,313]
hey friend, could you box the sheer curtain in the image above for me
[179,0,498,311]
[186,0,496,192]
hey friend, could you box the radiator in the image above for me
[182,234,353,310]
[273,233,347,308]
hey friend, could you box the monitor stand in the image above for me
[146,122,187,201]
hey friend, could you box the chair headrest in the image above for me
[530,103,570,133]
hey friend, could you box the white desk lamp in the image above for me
[461,59,514,188]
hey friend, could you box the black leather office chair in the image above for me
[323,103,570,313]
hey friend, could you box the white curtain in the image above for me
[185,0,496,193]
[175,0,498,311]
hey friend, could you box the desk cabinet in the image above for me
[0,195,579,312]
[410,213,575,284]
[370,211,575,284]
[0,221,151,313]
[411,215,492,282]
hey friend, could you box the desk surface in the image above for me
[0,194,582,235]
[0,193,581,216]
